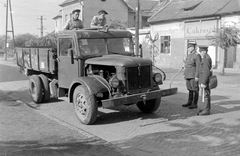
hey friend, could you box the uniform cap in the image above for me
[198,45,208,52]
[72,9,81,14]
[98,9,108,15]
[188,40,197,48]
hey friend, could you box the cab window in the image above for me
[108,38,133,54]
[78,39,106,55]
[59,38,74,56]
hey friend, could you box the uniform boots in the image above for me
[198,96,211,115]
[188,91,199,109]
[182,91,193,107]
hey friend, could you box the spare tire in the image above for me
[29,75,43,103]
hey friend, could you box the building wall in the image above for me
[150,15,240,71]
[150,22,185,68]
[54,17,62,33]
[128,12,135,27]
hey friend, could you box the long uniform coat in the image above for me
[183,51,201,91]
[199,53,212,85]
[184,51,201,79]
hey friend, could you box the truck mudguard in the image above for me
[68,75,110,103]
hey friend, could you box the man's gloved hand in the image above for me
[200,84,206,88]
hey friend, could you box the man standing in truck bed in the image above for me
[63,9,84,30]
[90,10,108,28]
[182,41,201,109]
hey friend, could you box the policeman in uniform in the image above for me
[63,9,84,30]
[198,45,212,115]
[182,41,201,109]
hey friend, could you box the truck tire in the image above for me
[73,85,98,125]
[39,74,50,102]
[29,75,43,103]
[137,98,161,113]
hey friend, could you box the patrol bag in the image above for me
[209,75,218,89]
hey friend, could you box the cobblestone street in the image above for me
[0,58,240,156]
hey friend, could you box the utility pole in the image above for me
[38,16,46,37]
[79,0,84,22]
[135,0,140,57]
[4,0,15,60]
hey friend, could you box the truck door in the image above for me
[58,38,79,88]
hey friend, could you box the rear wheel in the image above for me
[39,74,50,102]
[29,75,43,103]
[73,85,98,125]
[137,97,161,113]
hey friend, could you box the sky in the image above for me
[0,0,63,37]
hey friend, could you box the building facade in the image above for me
[148,0,240,71]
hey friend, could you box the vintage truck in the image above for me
[16,28,177,125]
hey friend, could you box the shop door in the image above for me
[225,46,236,68]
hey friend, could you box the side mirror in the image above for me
[68,49,74,64]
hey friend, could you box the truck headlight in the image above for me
[153,73,162,83]
[109,77,119,88]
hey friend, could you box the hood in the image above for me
[85,55,152,67]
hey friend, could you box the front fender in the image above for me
[68,76,109,103]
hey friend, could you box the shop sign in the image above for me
[185,20,217,38]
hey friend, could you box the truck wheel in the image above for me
[73,85,98,125]
[29,75,43,103]
[39,74,50,102]
[137,98,161,113]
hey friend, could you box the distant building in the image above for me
[148,0,240,71]
[52,10,62,32]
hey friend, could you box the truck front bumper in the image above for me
[102,87,178,108]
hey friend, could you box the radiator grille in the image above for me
[127,66,151,91]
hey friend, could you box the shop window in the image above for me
[160,36,171,54]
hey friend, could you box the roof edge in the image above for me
[148,0,172,23]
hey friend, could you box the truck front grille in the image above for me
[127,66,151,91]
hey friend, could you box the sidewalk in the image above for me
[0,56,18,68]
[159,67,240,89]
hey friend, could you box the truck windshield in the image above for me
[107,38,133,55]
[78,38,133,56]
[78,39,106,56]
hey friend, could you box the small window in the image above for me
[160,36,171,54]
[59,38,74,56]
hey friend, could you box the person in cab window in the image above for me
[79,39,91,54]
[63,9,84,30]
[90,10,108,28]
